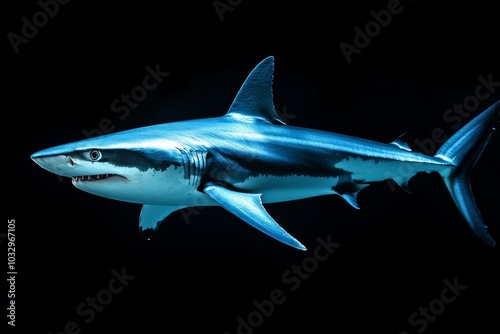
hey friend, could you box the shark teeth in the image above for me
[72,174,117,182]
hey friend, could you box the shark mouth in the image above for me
[71,174,125,182]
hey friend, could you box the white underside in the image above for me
[234,175,339,203]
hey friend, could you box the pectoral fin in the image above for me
[139,205,186,240]
[202,182,306,251]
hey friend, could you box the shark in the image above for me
[31,56,499,250]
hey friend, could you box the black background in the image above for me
[3,0,499,333]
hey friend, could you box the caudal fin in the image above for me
[434,101,499,246]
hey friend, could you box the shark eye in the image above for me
[89,149,102,161]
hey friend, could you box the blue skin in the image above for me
[31,56,498,250]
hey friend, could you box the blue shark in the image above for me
[31,56,498,250]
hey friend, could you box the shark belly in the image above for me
[234,174,339,203]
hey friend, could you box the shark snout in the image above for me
[31,152,76,177]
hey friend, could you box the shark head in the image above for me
[31,127,188,205]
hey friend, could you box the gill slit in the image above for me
[179,148,207,191]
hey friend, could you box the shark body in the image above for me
[31,56,498,250]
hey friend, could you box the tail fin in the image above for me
[434,101,499,246]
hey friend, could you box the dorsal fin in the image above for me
[226,56,285,124]
[390,132,412,151]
